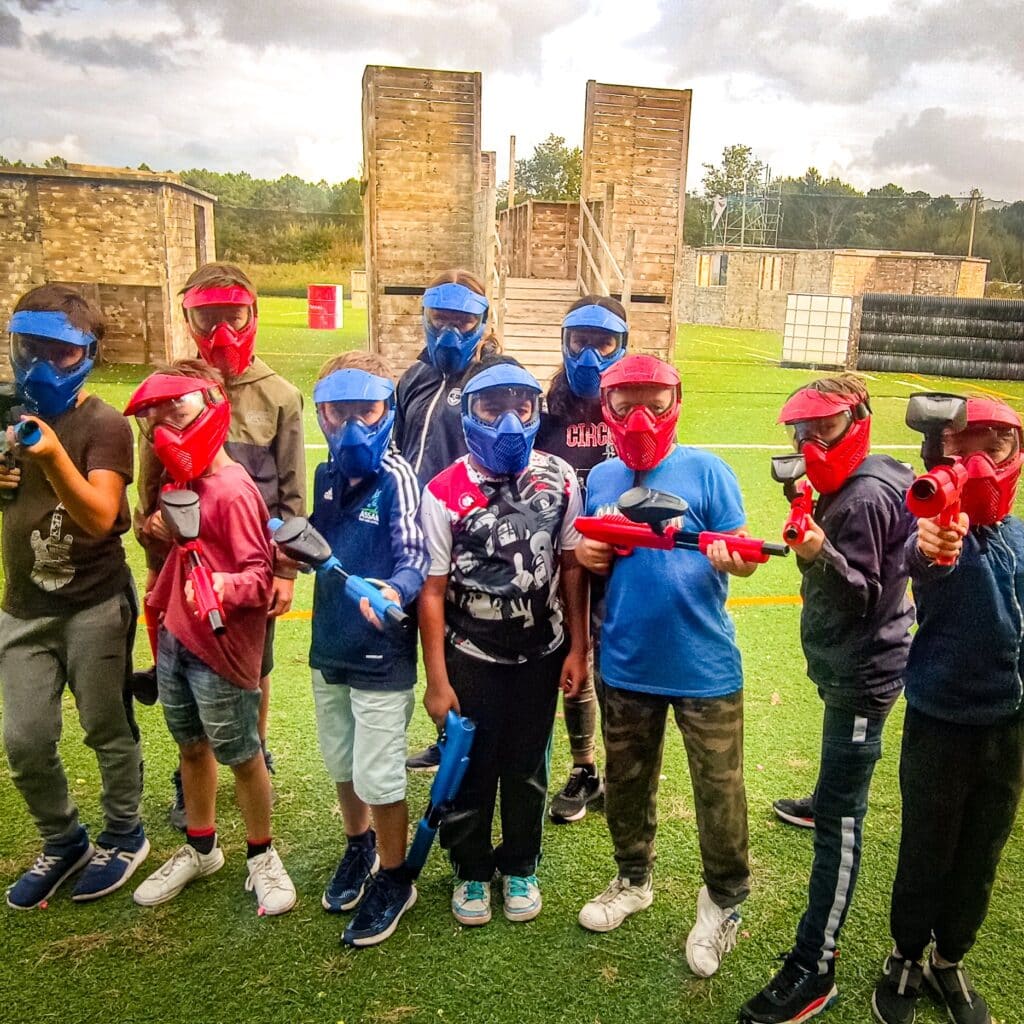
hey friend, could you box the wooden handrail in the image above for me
[579,198,625,287]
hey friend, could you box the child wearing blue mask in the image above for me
[394,268,499,771]
[537,295,627,824]
[309,352,429,947]
[418,356,589,927]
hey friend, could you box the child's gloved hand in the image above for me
[918,514,968,563]
[359,584,401,632]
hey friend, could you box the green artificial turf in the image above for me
[2,300,1022,1024]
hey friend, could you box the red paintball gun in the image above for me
[904,392,970,566]
[160,489,226,635]
[771,454,815,546]
[575,486,789,564]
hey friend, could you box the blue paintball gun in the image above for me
[406,710,476,879]
[267,515,411,635]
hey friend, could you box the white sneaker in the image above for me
[245,848,296,916]
[452,879,492,926]
[502,874,542,922]
[578,875,654,933]
[133,844,224,907]
[685,885,741,977]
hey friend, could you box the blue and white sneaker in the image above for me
[322,834,380,913]
[7,837,94,909]
[342,871,417,947]
[72,827,150,902]
[502,874,542,922]
[452,879,492,926]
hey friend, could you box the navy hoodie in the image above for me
[797,453,915,716]
[905,517,1024,726]
[309,452,429,690]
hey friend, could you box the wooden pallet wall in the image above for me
[362,66,485,373]
[581,81,691,359]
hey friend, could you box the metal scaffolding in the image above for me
[706,174,782,248]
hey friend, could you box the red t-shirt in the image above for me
[147,462,272,690]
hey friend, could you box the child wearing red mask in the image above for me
[575,354,759,980]
[126,366,296,916]
[135,263,305,827]
[741,373,914,1024]
[871,398,1023,1024]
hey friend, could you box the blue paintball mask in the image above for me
[561,304,628,399]
[461,363,541,476]
[8,310,98,417]
[314,368,396,479]
[422,283,490,376]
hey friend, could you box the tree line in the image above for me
[2,143,1021,286]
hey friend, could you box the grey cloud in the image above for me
[33,30,180,69]
[157,0,588,72]
[866,108,1024,198]
[647,0,1024,102]
[0,8,22,47]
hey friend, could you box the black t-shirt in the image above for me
[536,401,616,499]
[2,395,133,618]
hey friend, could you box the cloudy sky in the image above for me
[1,0,1021,199]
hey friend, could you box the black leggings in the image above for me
[439,642,563,881]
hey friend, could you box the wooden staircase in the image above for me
[499,277,580,388]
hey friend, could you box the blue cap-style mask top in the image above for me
[461,363,542,476]
[8,310,98,417]
[422,283,490,376]
[314,368,396,479]
[561,304,628,399]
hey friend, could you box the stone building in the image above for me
[676,245,988,333]
[0,164,216,371]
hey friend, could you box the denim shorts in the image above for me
[311,669,414,805]
[157,630,262,767]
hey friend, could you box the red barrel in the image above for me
[307,284,344,330]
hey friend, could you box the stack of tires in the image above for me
[856,294,1024,379]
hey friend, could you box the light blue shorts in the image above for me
[311,670,414,805]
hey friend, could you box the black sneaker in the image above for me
[772,795,815,829]
[342,870,417,947]
[872,954,924,1024]
[405,743,441,772]
[322,833,380,913]
[923,959,991,1024]
[168,768,186,832]
[739,954,837,1023]
[550,765,603,823]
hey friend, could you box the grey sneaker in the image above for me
[550,765,603,823]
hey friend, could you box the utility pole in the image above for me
[967,188,981,257]
[507,136,516,211]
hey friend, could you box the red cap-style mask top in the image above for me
[125,373,231,484]
[954,398,1023,526]
[778,388,871,494]
[600,354,681,471]
[182,285,257,378]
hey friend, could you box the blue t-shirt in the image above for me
[586,445,746,698]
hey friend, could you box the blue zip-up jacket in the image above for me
[309,451,429,690]
[904,516,1024,726]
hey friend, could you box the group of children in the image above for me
[1,264,1020,1023]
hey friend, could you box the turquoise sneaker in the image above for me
[452,879,491,926]
[502,874,542,922]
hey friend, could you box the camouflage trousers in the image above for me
[597,676,750,908]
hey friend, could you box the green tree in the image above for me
[701,144,766,198]
[497,134,582,208]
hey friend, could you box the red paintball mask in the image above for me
[182,285,257,378]
[952,398,1023,526]
[600,355,681,471]
[778,389,871,494]
[125,373,231,484]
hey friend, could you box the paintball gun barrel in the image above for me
[160,489,226,635]
[770,454,814,546]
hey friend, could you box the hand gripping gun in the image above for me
[267,516,411,635]
[0,382,41,503]
[575,486,789,563]
[160,489,226,635]
[771,454,815,546]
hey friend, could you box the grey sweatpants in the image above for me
[0,591,142,845]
